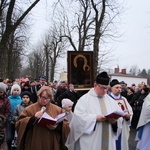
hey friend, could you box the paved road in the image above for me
[129,127,137,150]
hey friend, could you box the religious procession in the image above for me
[0,0,150,149]
[0,70,150,150]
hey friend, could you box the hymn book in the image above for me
[38,112,66,127]
[105,110,128,119]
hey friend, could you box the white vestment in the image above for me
[66,88,122,150]
[136,93,150,150]
[120,97,133,150]
[109,93,133,150]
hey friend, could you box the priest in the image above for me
[66,71,123,150]
[109,79,133,150]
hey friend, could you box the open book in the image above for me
[105,110,128,119]
[38,112,66,127]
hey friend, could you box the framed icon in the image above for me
[67,51,93,90]
[115,99,128,112]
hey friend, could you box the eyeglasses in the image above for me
[40,96,50,101]
[97,84,109,91]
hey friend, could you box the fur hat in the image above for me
[110,79,120,87]
[96,71,110,85]
[10,84,21,95]
[21,91,31,100]
[40,75,46,81]
[0,82,7,93]
[120,81,126,85]
[61,98,74,108]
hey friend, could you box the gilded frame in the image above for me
[67,51,93,90]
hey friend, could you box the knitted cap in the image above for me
[0,82,7,93]
[96,71,110,85]
[110,79,120,87]
[61,98,74,108]
[21,91,31,99]
[10,84,21,95]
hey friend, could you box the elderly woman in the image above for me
[16,86,70,150]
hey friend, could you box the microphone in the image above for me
[33,106,46,125]
[41,106,46,113]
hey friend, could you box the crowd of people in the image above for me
[0,72,149,150]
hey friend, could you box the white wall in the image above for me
[110,75,147,87]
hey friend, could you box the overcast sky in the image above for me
[29,0,150,72]
[113,0,150,71]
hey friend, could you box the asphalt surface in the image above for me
[129,127,137,150]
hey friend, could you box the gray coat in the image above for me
[12,102,32,122]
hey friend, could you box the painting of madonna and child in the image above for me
[67,51,93,90]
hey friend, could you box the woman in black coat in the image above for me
[131,87,149,128]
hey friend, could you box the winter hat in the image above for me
[120,81,126,85]
[61,98,74,108]
[96,71,110,85]
[10,84,21,95]
[40,75,46,81]
[110,79,120,87]
[21,91,31,100]
[35,78,40,82]
[0,82,7,93]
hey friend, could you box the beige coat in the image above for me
[16,102,70,150]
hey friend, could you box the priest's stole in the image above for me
[100,99,109,150]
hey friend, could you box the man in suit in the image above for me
[54,81,67,105]
[30,76,47,103]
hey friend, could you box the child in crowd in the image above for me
[61,98,74,123]
[6,84,22,150]
[11,91,32,149]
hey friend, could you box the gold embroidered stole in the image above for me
[99,99,109,150]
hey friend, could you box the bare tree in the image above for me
[138,69,147,77]
[0,0,40,49]
[24,23,67,82]
[0,0,41,78]
[21,0,123,81]
[53,0,123,78]
[58,0,94,52]
[97,48,115,72]
[43,24,67,82]
[26,45,46,80]
[129,65,139,76]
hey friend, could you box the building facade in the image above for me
[109,68,147,86]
